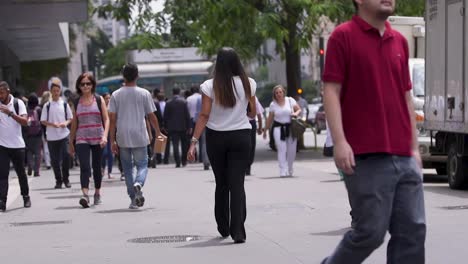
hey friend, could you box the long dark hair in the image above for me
[75,72,96,95]
[212,47,251,108]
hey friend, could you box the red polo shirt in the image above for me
[323,15,412,156]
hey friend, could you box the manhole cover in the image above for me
[128,235,202,244]
[440,205,468,210]
[10,220,71,227]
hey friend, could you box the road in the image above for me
[1,130,466,264]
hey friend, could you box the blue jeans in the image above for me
[323,154,426,264]
[119,147,148,198]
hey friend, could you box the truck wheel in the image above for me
[447,144,468,189]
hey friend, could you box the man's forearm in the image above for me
[406,94,419,151]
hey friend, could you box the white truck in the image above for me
[424,0,468,189]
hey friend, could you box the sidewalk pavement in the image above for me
[1,135,468,264]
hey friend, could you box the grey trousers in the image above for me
[323,154,426,264]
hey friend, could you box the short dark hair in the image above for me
[122,63,139,82]
[0,81,10,91]
[352,0,358,11]
[152,88,160,97]
[172,87,181,95]
[75,72,96,96]
[28,93,39,109]
[190,86,199,94]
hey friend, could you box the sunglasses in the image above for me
[80,82,93,87]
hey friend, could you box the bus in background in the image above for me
[96,47,213,95]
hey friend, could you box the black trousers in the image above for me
[206,128,251,240]
[0,146,29,202]
[169,131,188,166]
[47,137,70,185]
[247,120,257,173]
[76,144,103,189]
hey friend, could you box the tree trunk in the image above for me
[284,41,301,97]
[284,10,301,97]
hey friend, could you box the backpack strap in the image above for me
[46,102,51,121]
[64,101,68,120]
[13,98,19,115]
[95,94,105,128]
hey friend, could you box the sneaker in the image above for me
[33,173,40,177]
[134,183,145,207]
[54,183,62,189]
[0,200,6,212]
[23,196,31,208]
[27,167,32,176]
[93,194,102,205]
[129,199,138,209]
[64,182,72,188]
[120,174,125,181]
[79,195,90,208]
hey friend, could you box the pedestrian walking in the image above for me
[149,88,163,166]
[194,94,210,170]
[69,73,109,208]
[109,63,162,209]
[263,85,301,177]
[24,93,43,177]
[101,92,114,178]
[40,91,51,170]
[187,47,257,243]
[320,1,426,263]
[164,88,191,168]
[294,94,308,150]
[40,77,73,189]
[0,81,31,212]
[246,96,264,176]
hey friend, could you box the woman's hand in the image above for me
[100,136,108,148]
[69,143,75,156]
[262,128,268,139]
[187,143,197,162]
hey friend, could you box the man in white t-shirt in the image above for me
[0,81,31,212]
[40,77,73,189]
[109,64,162,209]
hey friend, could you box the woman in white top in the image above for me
[187,47,256,244]
[263,85,301,177]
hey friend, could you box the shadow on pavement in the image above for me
[320,179,343,183]
[424,185,468,199]
[177,237,236,248]
[259,176,299,180]
[95,208,156,214]
[55,206,81,210]
[310,227,351,236]
[46,195,83,199]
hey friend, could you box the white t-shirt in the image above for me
[248,96,264,121]
[269,97,298,124]
[40,98,73,141]
[186,93,201,119]
[0,95,27,148]
[200,76,257,131]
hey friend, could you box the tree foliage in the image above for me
[96,0,426,92]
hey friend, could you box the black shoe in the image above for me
[204,164,210,170]
[64,182,71,188]
[33,173,40,177]
[23,196,31,208]
[0,200,6,212]
[46,166,51,170]
[163,160,169,165]
[54,183,62,189]
[233,238,246,244]
[175,164,181,168]
[27,167,32,176]
[79,195,90,208]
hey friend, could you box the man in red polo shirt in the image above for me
[321,0,426,263]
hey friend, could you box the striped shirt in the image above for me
[76,97,103,145]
